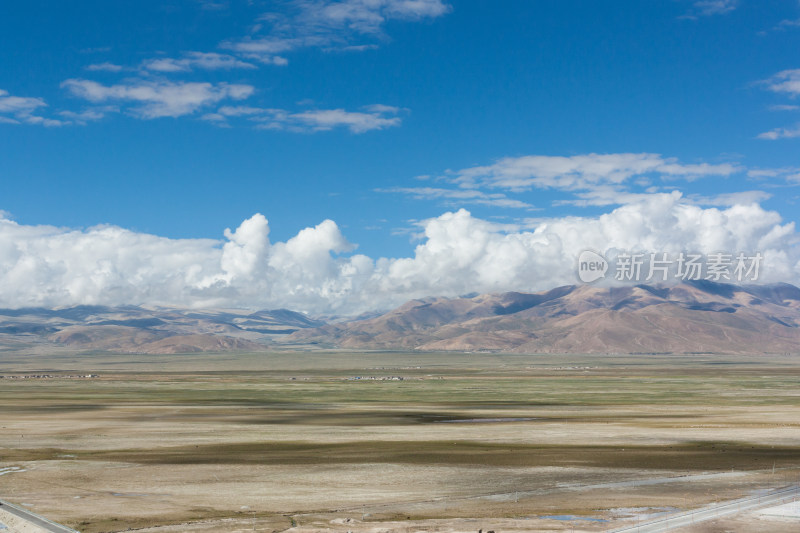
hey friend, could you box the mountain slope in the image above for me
[0,306,323,354]
[288,282,800,354]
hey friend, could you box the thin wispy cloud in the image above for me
[762,69,800,97]
[223,0,451,63]
[378,187,534,209]
[197,0,229,11]
[776,18,800,30]
[86,62,124,72]
[769,104,800,111]
[0,89,46,116]
[449,153,738,192]
[688,190,773,206]
[757,124,800,140]
[683,0,738,18]
[383,153,745,210]
[203,103,404,133]
[141,52,259,72]
[756,69,800,139]
[0,89,66,127]
[748,167,800,184]
[61,79,255,119]
[289,107,401,133]
[58,107,117,125]
[65,1,447,128]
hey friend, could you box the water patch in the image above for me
[0,466,26,477]
[609,507,677,520]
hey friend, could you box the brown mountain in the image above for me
[288,281,800,354]
[0,305,323,354]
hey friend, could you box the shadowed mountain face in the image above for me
[288,282,800,354]
[0,306,323,354]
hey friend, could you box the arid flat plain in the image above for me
[2,351,800,532]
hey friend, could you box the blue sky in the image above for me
[1,0,800,312]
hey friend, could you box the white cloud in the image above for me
[379,187,533,209]
[0,89,46,116]
[748,167,800,184]
[205,103,403,133]
[691,0,738,16]
[554,188,679,207]
[223,0,451,62]
[757,124,800,140]
[298,0,451,34]
[450,153,738,192]
[769,104,800,111]
[21,115,69,127]
[362,103,402,114]
[762,69,800,97]
[0,192,798,315]
[688,190,773,206]
[58,106,117,125]
[198,0,229,10]
[289,108,400,133]
[86,62,124,72]
[757,70,800,139]
[142,52,258,72]
[0,89,66,127]
[776,18,800,30]
[61,79,254,118]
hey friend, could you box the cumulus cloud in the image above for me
[202,103,403,133]
[1,192,798,315]
[61,79,254,118]
[223,0,451,62]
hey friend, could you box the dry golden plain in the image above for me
[1,351,800,532]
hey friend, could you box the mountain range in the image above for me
[1,281,799,355]
[289,281,800,354]
[0,305,322,354]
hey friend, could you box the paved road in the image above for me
[0,499,78,533]
[608,484,800,532]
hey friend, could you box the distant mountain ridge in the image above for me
[3,281,800,355]
[288,281,800,354]
[0,305,323,354]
